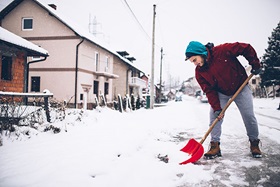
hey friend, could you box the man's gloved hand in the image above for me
[214,110,222,118]
[214,110,224,120]
[251,68,262,75]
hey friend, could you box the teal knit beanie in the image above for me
[185,41,208,60]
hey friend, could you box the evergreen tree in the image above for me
[260,21,280,87]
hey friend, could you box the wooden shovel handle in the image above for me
[199,73,254,144]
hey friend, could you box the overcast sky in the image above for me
[1,0,280,84]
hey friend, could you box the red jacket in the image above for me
[195,42,260,111]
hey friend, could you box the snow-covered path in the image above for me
[0,96,279,187]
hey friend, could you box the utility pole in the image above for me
[150,4,156,109]
[159,47,163,103]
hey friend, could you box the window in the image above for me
[104,82,109,95]
[31,76,40,92]
[105,56,109,72]
[93,80,99,95]
[22,18,33,30]
[95,52,99,71]
[80,94,83,101]
[1,55,13,81]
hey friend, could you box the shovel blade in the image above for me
[179,138,204,165]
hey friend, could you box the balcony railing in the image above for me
[129,77,146,88]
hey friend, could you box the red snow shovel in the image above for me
[179,74,254,165]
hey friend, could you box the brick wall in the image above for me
[0,52,25,92]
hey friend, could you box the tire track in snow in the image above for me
[255,111,280,121]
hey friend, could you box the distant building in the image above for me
[182,77,200,96]
[245,66,264,97]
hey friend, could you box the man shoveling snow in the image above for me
[184,41,262,159]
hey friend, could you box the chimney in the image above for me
[48,4,57,10]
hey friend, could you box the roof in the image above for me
[0,26,48,56]
[0,0,143,73]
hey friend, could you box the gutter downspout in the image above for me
[74,38,85,108]
[25,56,48,93]
[126,68,130,95]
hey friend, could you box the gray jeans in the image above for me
[209,85,259,142]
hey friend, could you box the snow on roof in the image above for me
[0,26,48,56]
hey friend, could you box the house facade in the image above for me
[0,0,145,109]
[113,51,146,100]
[244,66,279,98]
[0,26,48,92]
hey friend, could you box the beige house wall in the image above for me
[1,0,74,38]
[28,39,78,69]
[112,56,145,100]
[113,57,129,99]
[77,40,114,102]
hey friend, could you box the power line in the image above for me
[121,0,152,41]
[121,0,166,50]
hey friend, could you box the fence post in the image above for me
[117,94,123,113]
[44,96,51,122]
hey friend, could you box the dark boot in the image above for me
[250,139,262,158]
[204,141,222,159]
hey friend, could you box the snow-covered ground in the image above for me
[0,96,279,187]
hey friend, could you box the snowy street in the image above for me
[0,96,280,187]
